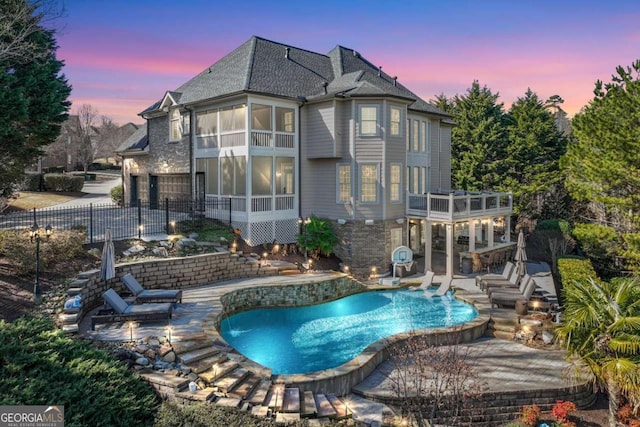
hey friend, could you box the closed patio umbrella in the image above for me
[514,229,527,279]
[100,228,116,281]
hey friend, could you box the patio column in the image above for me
[468,220,476,252]
[505,216,511,242]
[424,220,432,272]
[488,218,494,248]
[446,222,454,278]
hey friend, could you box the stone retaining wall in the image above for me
[217,276,367,319]
[60,251,280,330]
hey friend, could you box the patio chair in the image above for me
[408,271,436,291]
[425,277,452,297]
[487,274,532,298]
[489,275,537,308]
[91,288,173,330]
[122,273,182,305]
[479,263,521,291]
[474,261,514,288]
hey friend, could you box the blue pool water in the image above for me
[219,289,478,374]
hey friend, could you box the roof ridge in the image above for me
[252,35,330,59]
[244,36,258,91]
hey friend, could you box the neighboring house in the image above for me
[118,36,512,278]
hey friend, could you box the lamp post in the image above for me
[29,223,52,304]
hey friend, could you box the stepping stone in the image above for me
[248,380,271,405]
[213,367,249,393]
[171,334,210,354]
[174,388,215,402]
[327,394,348,419]
[314,394,337,418]
[179,346,221,365]
[251,405,269,417]
[214,397,241,408]
[276,413,301,424]
[227,373,260,399]
[282,388,300,413]
[301,390,317,417]
[188,352,226,374]
[264,385,285,410]
[139,372,189,391]
[199,359,238,384]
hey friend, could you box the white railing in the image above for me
[275,195,295,210]
[220,132,244,148]
[251,131,272,147]
[251,196,272,212]
[407,191,512,220]
[230,196,246,212]
[275,133,295,149]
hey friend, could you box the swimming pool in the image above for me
[219,289,478,374]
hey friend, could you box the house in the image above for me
[118,36,512,278]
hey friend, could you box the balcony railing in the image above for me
[407,191,512,221]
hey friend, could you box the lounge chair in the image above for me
[91,288,173,330]
[408,271,436,291]
[479,263,521,291]
[425,277,452,297]
[489,276,537,308]
[487,274,532,298]
[475,261,514,287]
[122,273,182,304]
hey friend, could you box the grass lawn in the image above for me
[6,191,85,211]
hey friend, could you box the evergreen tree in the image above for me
[0,3,70,199]
[563,60,640,231]
[502,89,568,217]
[449,81,507,191]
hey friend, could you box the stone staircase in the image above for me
[140,333,355,423]
[484,308,519,340]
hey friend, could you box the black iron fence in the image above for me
[0,198,232,243]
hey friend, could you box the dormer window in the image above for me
[170,109,181,141]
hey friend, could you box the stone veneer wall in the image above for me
[65,252,279,326]
[333,219,405,279]
[217,276,367,320]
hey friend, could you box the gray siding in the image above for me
[439,123,452,191]
[302,101,338,159]
[385,102,408,219]
[430,119,442,192]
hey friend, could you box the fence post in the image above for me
[32,207,36,226]
[228,197,232,225]
[165,198,169,235]
[137,200,142,239]
[89,203,93,243]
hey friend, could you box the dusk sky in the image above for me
[55,0,640,125]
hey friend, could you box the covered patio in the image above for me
[406,191,514,277]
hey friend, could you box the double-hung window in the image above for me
[359,105,378,136]
[337,164,351,203]
[390,163,402,203]
[412,120,420,152]
[390,107,401,136]
[170,109,181,141]
[360,164,378,203]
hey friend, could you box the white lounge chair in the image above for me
[408,271,435,291]
[475,261,514,287]
[490,276,538,308]
[425,277,452,297]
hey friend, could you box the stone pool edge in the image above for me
[208,276,490,395]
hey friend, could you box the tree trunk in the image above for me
[607,377,621,427]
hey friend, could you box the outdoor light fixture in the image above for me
[127,321,138,342]
[337,218,346,225]
[396,218,404,224]
[365,219,374,226]
[165,326,173,344]
[138,224,143,239]
[28,222,52,304]
[170,221,176,234]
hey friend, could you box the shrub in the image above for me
[0,229,85,275]
[572,222,621,278]
[110,184,124,205]
[43,174,84,192]
[519,404,540,427]
[551,400,576,426]
[0,317,157,426]
[19,173,43,191]
[297,214,337,259]
[536,219,571,234]
[557,257,600,291]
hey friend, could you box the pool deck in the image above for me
[79,264,572,425]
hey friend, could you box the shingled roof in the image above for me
[141,36,447,116]
[116,125,148,154]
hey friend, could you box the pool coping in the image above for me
[208,276,491,395]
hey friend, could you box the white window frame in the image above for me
[412,120,420,152]
[358,105,379,137]
[360,163,379,203]
[337,164,351,204]
[390,163,402,203]
[422,120,430,153]
[170,109,181,141]
[390,107,401,137]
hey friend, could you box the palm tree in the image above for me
[555,277,640,427]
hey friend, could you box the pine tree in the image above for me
[502,89,568,217]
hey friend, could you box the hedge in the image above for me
[556,257,600,290]
[44,174,84,192]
